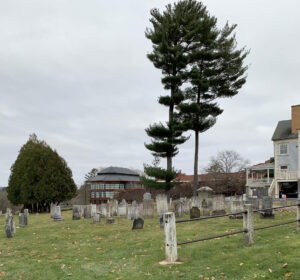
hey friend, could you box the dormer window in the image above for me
[279,143,288,155]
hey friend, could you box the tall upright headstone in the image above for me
[143,198,154,218]
[143,192,152,200]
[99,204,107,217]
[53,206,63,221]
[230,199,244,219]
[112,199,119,216]
[92,213,100,223]
[260,196,274,218]
[84,205,92,219]
[173,200,183,217]
[156,194,168,217]
[202,199,210,216]
[19,213,28,227]
[5,213,15,238]
[91,204,97,217]
[72,205,81,220]
[118,199,127,217]
[50,203,56,218]
[212,194,226,215]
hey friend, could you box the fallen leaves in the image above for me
[283,263,288,268]
[0,271,6,277]
[285,272,292,278]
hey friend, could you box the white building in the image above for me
[268,105,300,198]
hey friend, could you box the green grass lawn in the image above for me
[0,210,299,280]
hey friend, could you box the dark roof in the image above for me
[87,166,140,182]
[272,120,298,141]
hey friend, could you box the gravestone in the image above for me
[118,199,127,217]
[107,201,113,218]
[53,206,63,221]
[50,203,56,218]
[84,205,92,219]
[212,194,226,215]
[132,217,144,230]
[5,214,15,238]
[202,199,210,216]
[0,210,2,217]
[182,198,190,214]
[143,199,154,218]
[72,205,81,220]
[19,213,28,227]
[190,206,200,219]
[247,197,259,210]
[229,200,244,219]
[24,209,29,218]
[260,196,274,218]
[143,192,152,200]
[99,204,107,217]
[156,194,168,217]
[91,204,97,217]
[191,196,201,209]
[173,200,183,217]
[92,213,100,223]
[129,201,138,220]
[6,208,12,217]
[111,199,118,216]
[137,203,143,218]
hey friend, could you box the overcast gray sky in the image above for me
[1,0,299,186]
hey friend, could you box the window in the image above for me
[280,165,288,170]
[279,143,288,155]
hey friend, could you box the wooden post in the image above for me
[163,212,178,263]
[243,204,254,245]
[297,199,300,232]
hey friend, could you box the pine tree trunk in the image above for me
[193,130,199,196]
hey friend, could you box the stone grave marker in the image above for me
[132,217,144,230]
[118,199,127,217]
[84,205,92,219]
[19,213,28,227]
[143,198,154,218]
[143,192,152,200]
[173,200,183,217]
[93,213,100,223]
[72,205,81,220]
[50,203,56,218]
[182,198,190,214]
[5,213,15,238]
[53,206,63,221]
[112,199,118,216]
[202,199,210,216]
[212,194,226,215]
[99,204,107,218]
[260,196,274,218]
[91,204,97,217]
[24,209,29,218]
[156,194,168,217]
[190,206,200,219]
[229,200,244,219]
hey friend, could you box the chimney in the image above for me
[291,105,300,134]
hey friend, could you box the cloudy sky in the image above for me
[1,0,299,187]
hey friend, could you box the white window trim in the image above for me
[278,143,289,156]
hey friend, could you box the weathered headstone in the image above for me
[72,205,81,220]
[212,194,226,216]
[107,201,113,218]
[190,206,200,219]
[24,209,29,218]
[247,197,259,210]
[143,192,152,200]
[182,198,190,214]
[5,214,15,238]
[173,200,183,217]
[230,200,244,219]
[191,196,201,209]
[92,213,100,223]
[53,206,63,221]
[118,199,127,217]
[84,205,92,219]
[260,196,274,218]
[132,217,144,230]
[50,203,56,218]
[143,199,154,218]
[99,204,107,217]
[156,194,168,217]
[111,199,118,216]
[130,201,138,220]
[19,213,28,227]
[91,204,97,217]
[202,199,210,216]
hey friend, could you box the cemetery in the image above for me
[0,195,300,279]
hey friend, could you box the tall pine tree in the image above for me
[177,6,249,196]
[143,1,202,190]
